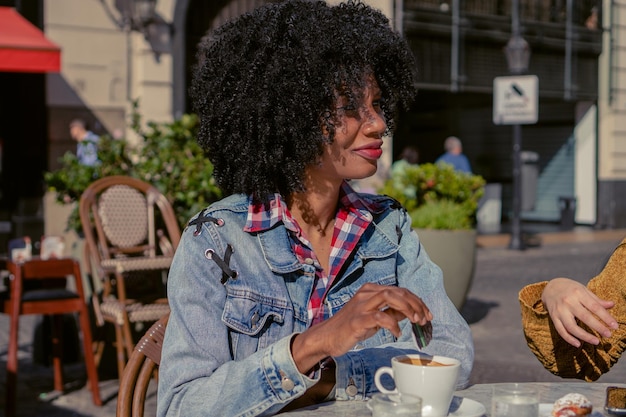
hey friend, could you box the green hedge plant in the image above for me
[379,162,486,230]
[44,111,222,233]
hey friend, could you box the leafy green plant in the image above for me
[379,162,485,230]
[44,135,136,232]
[44,110,222,233]
[131,113,222,228]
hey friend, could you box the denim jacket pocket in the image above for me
[222,287,291,356]
[334,272,397,300]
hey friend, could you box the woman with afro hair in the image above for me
[158,1,474,416]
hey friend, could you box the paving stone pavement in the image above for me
[1,227,625,416]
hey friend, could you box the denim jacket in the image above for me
[157,193,474,417]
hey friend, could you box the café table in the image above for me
[279,382,626,416]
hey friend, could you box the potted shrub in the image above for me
[379,162,486,310]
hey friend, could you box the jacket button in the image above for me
[304,258,314,265]
[250,312,260,328]
[346,383,358,397]
[281,376,295,391]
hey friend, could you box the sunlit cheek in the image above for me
[319,146,346,169]
[331,150,347,166]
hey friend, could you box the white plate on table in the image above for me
[539,403,604,417]
[447,396,487,417]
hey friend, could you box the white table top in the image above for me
[279,382,626,416]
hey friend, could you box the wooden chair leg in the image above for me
[121,316,135,361]
[6,307,20,417]
[78,307,102,405]
[114,324,126,378]
[93,339,105,367]
[51,314,65,392]
[91,321,107,368]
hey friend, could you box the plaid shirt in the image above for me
[244,181,376,325]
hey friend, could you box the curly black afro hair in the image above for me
[191,0,417,199]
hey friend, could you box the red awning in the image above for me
[0,6,61,73]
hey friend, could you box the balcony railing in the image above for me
[403,0,602,99]
[405,0,601,26]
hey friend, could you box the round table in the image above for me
[279,382,625,416]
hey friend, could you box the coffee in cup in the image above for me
[374,354,460,417]
[397,357,453,367]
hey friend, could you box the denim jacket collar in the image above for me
[257,209,401,276]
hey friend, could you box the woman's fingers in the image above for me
[357,283,432,324]
[552,317,590,347]
[372,308,403,337]
[570,302,616,341]
[310,283,432,356]
[582,296,617,336]
[543,277,617,346]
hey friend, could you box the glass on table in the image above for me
[492,383,539,417]
[367,392,422,417]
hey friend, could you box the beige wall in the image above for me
[45,1,128,122]
[44,0,174,149]
[43,0,398,135]
[598,0,626,180]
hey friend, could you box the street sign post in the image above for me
[493,75,539,125]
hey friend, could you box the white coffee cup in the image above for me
[374,354,460,417]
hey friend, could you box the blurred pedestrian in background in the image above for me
[69,118,99,166]
[391,145,419,176]
[436,136,471,173]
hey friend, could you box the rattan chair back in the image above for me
[79,175,180,378]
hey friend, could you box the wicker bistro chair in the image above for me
[79,176,181,378]
[117,312,169,417]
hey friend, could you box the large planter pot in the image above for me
[415,228,477,310]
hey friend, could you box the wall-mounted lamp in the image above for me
[100,0,173,55]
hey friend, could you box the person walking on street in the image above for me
[436,136,471,173]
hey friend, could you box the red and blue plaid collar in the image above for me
[244,181,378,233]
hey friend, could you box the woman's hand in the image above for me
[290,282,432,374]
[542,277,617,347]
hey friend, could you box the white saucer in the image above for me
[447,396,487,417]
[539,403,604,417]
